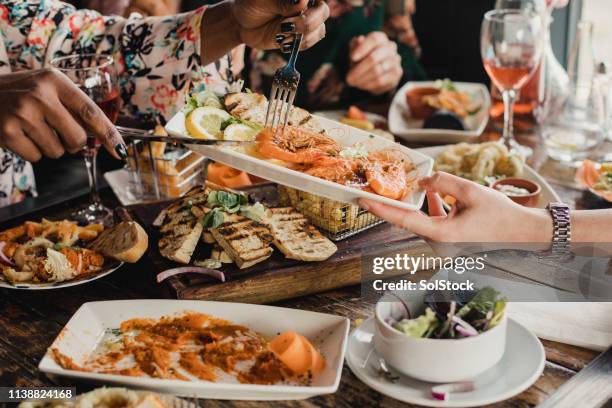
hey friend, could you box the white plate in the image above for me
[389,81,491,144]
[0,261,123,290]
[416,145,562,208]
[346,318,545,408]
[39,300,350,401]
[105,168,137,206]
[165,113,433,211]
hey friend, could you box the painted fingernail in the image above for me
[292,0,300,4]
[275,34,286,44]
[308,0,316,6]
[282,43,293,53]
[114,143,128,160]
[281,22,296,33]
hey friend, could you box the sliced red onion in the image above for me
[452,315,479,337]
[156,267,225,283]
[431,381,475,401]
[0,242,14,266]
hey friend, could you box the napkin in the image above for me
[507,302,612,351]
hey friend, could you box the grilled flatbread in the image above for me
[224,92,324,134]
[210,213,274,269]
[157,185,210,264]
[265,207,337,262]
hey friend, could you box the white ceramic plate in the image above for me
[346,318,545,408]
[416,145,562,208]
[165,112,433,211]
[39,300,350,400]
[0,261,123,290]
[389,81,491,144]
[105,168,137,206]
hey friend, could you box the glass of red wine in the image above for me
[481,8,544,157]
[51,54,120,225]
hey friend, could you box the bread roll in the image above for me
[90,221,148,263]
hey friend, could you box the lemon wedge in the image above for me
[223,123,259,141]
[185,107,231,139]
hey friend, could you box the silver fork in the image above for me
[264,33,303,132]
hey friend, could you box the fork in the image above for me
[264,33,303,132]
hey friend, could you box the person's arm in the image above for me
[359,172,612,253]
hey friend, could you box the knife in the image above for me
[535,345,612,408]
[116,126,255,146]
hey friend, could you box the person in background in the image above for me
[0,0,329,207]
[246,0,426,111]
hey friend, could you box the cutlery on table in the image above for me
[116,126,254,146]
[535,345,612,408]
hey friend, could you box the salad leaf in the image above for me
[239,202,266,222]
[457,286,503,318]
[182,88,224,115]
[221,117,263,132]
[434,78,457,92]
[201,208,225,228]
[394,308,439,338]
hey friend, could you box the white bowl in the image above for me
[374,292,507,383]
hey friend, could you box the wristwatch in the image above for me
[545,202,572,257]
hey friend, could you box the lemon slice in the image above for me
[185,107,231,139]
[223,123,259,141]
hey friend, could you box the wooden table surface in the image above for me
[0,123,610,407]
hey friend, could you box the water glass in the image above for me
[541,83,605,163]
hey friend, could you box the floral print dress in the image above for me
[0,0,220,207]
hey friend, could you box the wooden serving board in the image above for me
[126,184,434,304]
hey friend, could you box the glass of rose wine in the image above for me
[481,8,544,157]
[51,54,121,225]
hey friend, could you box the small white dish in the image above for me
[0,261,123,290]
[375,292,507,382]
[104,168,138,206]
[39,300,349,401]
[415,145,562,208]
[389,81,491,144]
[346,318,545,408]
[165,112,433,211]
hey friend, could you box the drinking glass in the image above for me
[481,8,544,157]
[541,83,605,164]
[51,54,121,225]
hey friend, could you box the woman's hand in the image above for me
[202,0,329,65]
[232,0,329,51]
[124,0,178,16]
[346,32,403,95]
[0,69,126,162]
[359,172,553,243]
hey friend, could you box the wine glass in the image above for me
[481,8,544,157]
[51,54,121,225]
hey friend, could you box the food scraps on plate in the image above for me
[50,311,325,386]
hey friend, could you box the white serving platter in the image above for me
[165,113,433,211]
[389,81,491,144]
[39,300,350,401]
[416,145,562,207]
